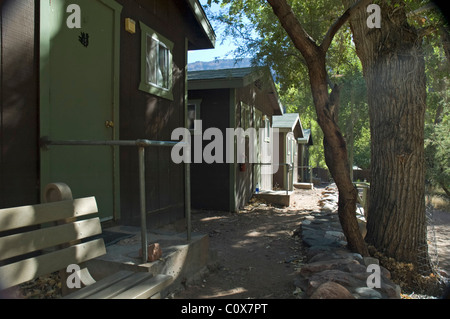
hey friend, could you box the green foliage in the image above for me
[412,2,450,193]
[425,105,450,193]
[353,125,371,169]
[281,86,327,168]
[203,0,449,175]
[203,0,372,169]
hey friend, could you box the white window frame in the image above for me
[139,22,174,100]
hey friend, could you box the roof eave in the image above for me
[186,0,216,50]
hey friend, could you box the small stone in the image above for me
[308,269,365,291]
[293,287,303,296]
[363,256,379,266]
[310,282,355,299]
[381,282,402,299]
[300,258,354,275]
[325,231,346,241]
[321,203,336,212]
[354,287,382,299]
[321,195,338,202]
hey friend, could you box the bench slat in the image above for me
[86,272,154,299]
[0,218,102,261]
[63,270,135,299]
[112,274,174,299]
[0,239,106,289]
[0,197,98,232]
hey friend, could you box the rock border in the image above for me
[294,184,401,299]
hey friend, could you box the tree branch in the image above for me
[406,3,438,18]
[266,0,319,60]
[320,0,372,53]
[417,25,437,39]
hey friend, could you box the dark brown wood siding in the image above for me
[117,0,187,227]
[188,88,231,212]
[0,0,39,208]
[189,78,283,212]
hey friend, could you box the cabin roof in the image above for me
[298,129,313,145]
[188,67,263,88]
[185,0,216,50]
[188,66,284,116]
[272,113,304,138]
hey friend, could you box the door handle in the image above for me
[105,120,114,128]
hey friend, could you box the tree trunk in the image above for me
[343,0,430,271]
[313,66,369,257]
[266,0,370,256]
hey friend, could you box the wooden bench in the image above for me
[0,196,173,299]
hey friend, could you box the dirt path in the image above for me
[430,209,450,276]
[172,186,324,299]
[172,185,450,299]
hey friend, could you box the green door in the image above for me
[40,0,122,221]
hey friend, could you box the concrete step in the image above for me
[84,226,210,298]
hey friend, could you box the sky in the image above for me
[187,1,238,64]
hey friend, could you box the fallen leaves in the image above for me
[18,272,62,299]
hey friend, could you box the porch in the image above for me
[84,224,210,297]
[253,190,293,207]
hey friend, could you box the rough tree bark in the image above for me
[343,0,430,271]
[266,0,371,256]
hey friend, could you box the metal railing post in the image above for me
[185,162,191,242]
[138,146,148,264]
[286,163,290,195]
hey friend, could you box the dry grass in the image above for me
[368,246,446,297]
[428,196,450,212]
[426,187,450,212]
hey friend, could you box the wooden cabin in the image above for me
[187,67,283,212]
[272,113,304,191]
[0,0,215,228]
[298,128,314,183]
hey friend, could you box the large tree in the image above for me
[341,0,443,271]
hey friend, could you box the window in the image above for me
[147,37,169,89]
[139,22,174,100]
[187,100,201,134]
[264,116,270,143]
[187,104,196,130]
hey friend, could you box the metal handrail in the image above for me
[40,137,189,264]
